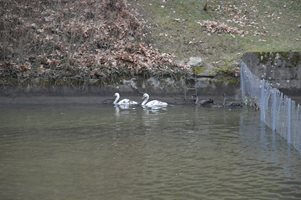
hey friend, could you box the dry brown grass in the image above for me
[0,0,189,87]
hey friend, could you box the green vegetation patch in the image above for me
[131,0,301,68]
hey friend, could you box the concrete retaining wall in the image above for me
[241,52,301,96]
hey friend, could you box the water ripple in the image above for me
[0,105,301,200]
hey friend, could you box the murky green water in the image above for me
[0,104,301,200]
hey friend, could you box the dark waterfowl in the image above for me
[222,93,243,108]
[195,94,243,108]
[195,96,214,107]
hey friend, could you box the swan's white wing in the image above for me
[146,100,168,107]
[117,99,138,105]
[117,99,130,105]
[116,104,130,109]
[129,100,138,105]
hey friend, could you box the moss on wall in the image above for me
[254,51,301,67]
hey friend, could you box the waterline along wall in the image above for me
[240,61,301,153]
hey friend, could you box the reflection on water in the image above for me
[0,104,301,200]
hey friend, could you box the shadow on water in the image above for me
[0,104,301,200]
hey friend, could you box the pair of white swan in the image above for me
[113,93,168,108]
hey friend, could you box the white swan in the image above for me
[141,93,168,109]
[113,93,138,106]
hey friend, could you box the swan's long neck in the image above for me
[113,94,120,104]
[141,95,149,106]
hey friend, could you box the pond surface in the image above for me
[0,104,301,200]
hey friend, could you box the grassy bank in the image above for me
[130,0,301,68]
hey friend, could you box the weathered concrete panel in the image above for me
[241,52,301,95]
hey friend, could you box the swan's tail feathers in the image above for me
[159,102,168,107]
